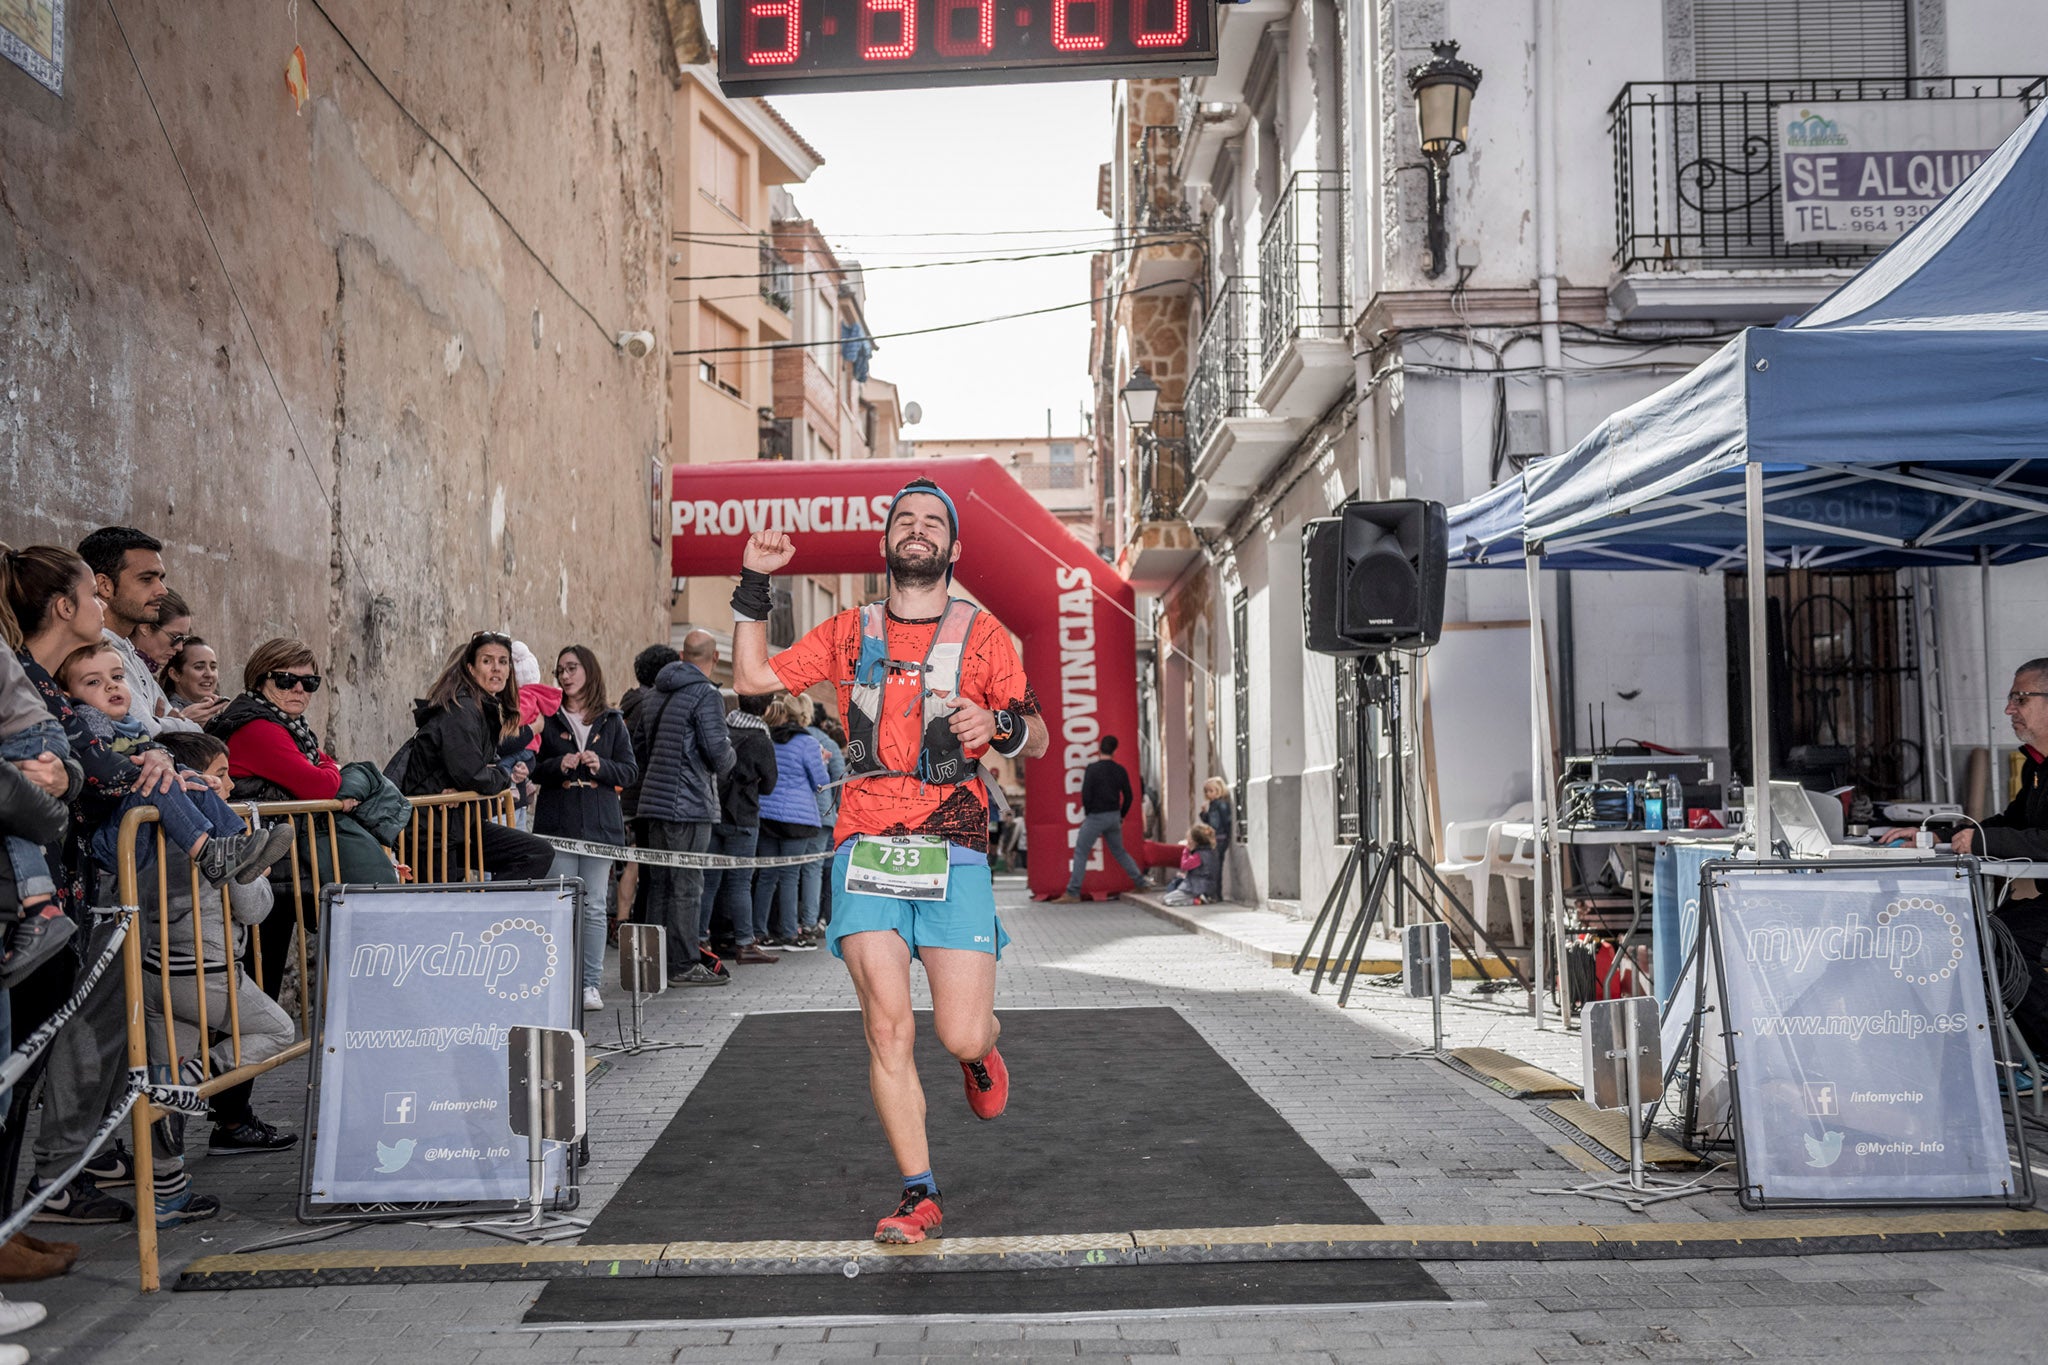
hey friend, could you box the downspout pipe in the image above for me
[1533,0,1565,457]
[1533,0,1575,753]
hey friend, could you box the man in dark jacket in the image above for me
[631,631,734,982]
[699,692,780,965]
[616,644,678,929]
[1959,659,2048,1051]
[1052,735,1144,902]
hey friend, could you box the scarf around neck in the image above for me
[249,690,325,763]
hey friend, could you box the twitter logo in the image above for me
[1803,1130,1844,1168]
[375,1138,417,1173]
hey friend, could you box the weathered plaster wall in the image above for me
[0,0,673,759]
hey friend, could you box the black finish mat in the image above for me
[528,1006,1442,1321]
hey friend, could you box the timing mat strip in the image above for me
[1545,1099,1705,1168]
[1445,1047,1581,1098]
[175,1211,2048,1289]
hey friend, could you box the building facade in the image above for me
[667,77,896,668]
[1094,1,2048,912]
[0,0,677,761]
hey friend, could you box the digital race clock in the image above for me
[716,0,1218,95]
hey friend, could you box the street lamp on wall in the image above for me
[1119,366,1161,429]
[1406,40,1483,280]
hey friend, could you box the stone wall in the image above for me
[0,0,675,759]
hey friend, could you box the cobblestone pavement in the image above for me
[12,881,2048,1362]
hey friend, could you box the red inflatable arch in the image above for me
[670,456,1176,899]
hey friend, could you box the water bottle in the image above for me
[1642,773,1665,832]
[1666,774,1684,829]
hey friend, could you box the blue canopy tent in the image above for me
[1527,94,2048,822]
[1445,97,2048,1020]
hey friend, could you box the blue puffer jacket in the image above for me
[758,724,829,831]
[631,661,734,825]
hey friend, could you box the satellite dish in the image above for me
[903,402,923,425]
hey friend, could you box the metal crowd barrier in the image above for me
[114,789,514,1291]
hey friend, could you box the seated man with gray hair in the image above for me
[1968,658,2048,1053]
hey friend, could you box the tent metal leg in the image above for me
[1526,553,1551,1025]
[1745,465,1771,849]
[1982,551,2002,814]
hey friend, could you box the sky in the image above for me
[765,81,1114,442]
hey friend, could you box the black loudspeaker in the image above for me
[1302,499,1448,656]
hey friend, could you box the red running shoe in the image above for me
[961,1046,1008,1120]
[874,1185,943,1244]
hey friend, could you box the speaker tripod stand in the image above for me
[1292,655,1530,1009]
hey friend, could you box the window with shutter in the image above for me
[698,305,744,398]
[697,120,746,215]
[1692,0,1909,82]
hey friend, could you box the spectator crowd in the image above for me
[0,524,841,1354]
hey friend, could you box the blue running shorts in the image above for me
[826,841,1010,961]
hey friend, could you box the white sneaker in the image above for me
[581,986,603,1011]
[0,1293,46,1335]
[0,1343,27,1364]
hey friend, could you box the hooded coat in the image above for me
[716,711,779,827]
[400,684,516,799]
[631,660,734,825]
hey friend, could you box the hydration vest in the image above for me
[843,598,986,791]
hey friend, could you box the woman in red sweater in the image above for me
[211,639,396,997]
[216,639,343,802]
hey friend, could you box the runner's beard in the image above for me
[885,537,950,588]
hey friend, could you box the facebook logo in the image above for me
[384,1092,417,1125]
[1804,1081,1839,1118]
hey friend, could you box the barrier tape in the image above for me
[535,834,833,870]
[0,1065,206,1246]
[0,907,135,1093]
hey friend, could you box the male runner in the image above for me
[731,477,1047,1244]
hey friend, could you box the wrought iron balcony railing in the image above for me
[760,237,794,311]
[1137,410,1189,523]
[1132,124,1198,234]
[1186,280,1260,456]
[1610,76,2045,270]
[1257,169,1346,375]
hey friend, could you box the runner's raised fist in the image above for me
[744,531,796,574]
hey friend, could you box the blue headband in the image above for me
[887,482,958,539]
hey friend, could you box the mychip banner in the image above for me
[1776,98,2029,244]
[305,882,581,1210]
[1706,860,2025,1208]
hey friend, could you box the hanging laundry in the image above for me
[840,321,873,384]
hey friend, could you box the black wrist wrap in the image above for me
[732,568,774,621]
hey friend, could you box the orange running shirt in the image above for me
[770,604,1039,853]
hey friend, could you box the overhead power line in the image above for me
[672,232,1183,259]
[670,236,1197,285]
[668,223,1147,239]
[671,280,1181,358]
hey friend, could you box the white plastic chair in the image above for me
[1434,801,1537,947]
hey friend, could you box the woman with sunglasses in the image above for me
[211,640,399,998]
[399,631,555,882]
